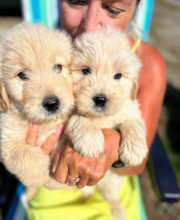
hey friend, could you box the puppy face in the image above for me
[70,27,142,117]
[0,22,74,122]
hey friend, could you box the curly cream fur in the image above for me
[0,22,74,189]
[67,27,148,219]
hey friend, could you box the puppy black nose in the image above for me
[42,96,60,112]
[93,94,107,107]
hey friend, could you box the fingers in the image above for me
[26,123,38,146]
[86,172,104,186]
[52,140,108,188]
[53,144,69,184]
[66,172,80,187]
[41,124,65,155]
[52,150,61,173]
[54,160,68,184]
[76,170,90,188]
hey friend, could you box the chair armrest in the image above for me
[147,133,180,203]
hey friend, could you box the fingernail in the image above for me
[77,185,83,188]
[52,161,58,173]
[32,123,39,128]
[55,124,65,135]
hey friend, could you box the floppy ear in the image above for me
[130,82,138,100]
[0,81,10,112]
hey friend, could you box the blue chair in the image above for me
[148,133,180,203]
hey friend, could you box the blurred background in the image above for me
[0,0,180,219]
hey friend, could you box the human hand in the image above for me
[52,129,120,188]
[26,123,65,155]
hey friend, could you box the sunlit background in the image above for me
[0,0,180,219]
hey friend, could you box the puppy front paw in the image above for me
[72,128,104,158]
[119,137,148,166]
[111,203,126,220]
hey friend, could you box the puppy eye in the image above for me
[114,73,122,80]
[18,72,29,80]
[54,64,62,73]
[82,68,91,75]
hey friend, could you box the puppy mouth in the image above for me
[93,105,107,113]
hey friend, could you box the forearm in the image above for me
[112,127,152,176]
[113,82,166,176]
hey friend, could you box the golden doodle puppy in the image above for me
[66,27,148,219]
[0,22,74,189]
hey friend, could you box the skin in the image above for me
[27,0,166,188]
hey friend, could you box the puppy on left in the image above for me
[0,22,74,189]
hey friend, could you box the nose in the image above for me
[93,94,107,107]
[81,3,103,32]
[42,96,60,112]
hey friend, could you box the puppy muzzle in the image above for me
[42,96,60,114]
[92,94,108,113]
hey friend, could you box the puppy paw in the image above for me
[13,147,50,187]
[73,128,104,158]
[111,202,126,220]
[44,177,66,190]
[119,120,148,166]
[120,137,148,166]
[66,115,104,157]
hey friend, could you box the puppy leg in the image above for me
[66,115,104,157]
[97,170,125,220]
[25,187,38,200]
[2,143,50,187]
[80,186,96,202]
[119,119,148,166]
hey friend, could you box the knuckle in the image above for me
[79,166,93,177]
[93,171,104,181]
[42,144,49,151]
[76,163,87,172]
[85,167,92,175]
[42,144,52,154]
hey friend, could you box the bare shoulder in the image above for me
[138,41,167,90]
[136,41,167,148]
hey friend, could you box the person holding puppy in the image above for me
[26,0,166,219]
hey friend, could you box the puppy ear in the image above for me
[0,81,10,112]
[131,82,138,100]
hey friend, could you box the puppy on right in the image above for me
[67,26,148,219]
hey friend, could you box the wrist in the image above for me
[102,129,125,168]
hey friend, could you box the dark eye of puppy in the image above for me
[18,72,29,80]
[114,73,122,80]
[82,68,91,75]
[54,64,62,73]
